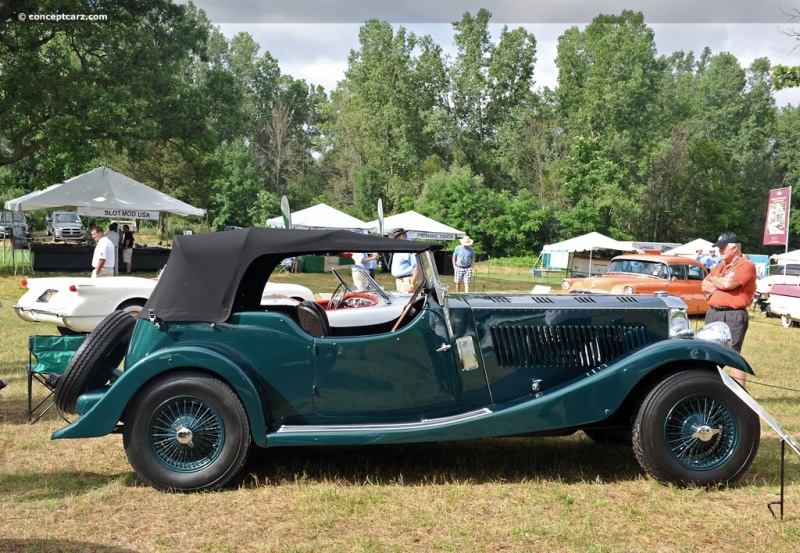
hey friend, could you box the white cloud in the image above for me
[208,4,800,106]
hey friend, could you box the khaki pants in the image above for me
[395,276,413,293]
[92,267,115,278]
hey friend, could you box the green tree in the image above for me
[0,0,209,171]
[448,10,538,188]
[323,19,446,211]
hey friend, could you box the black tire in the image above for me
[122,371,252,492]
[632,370,760,487]
[54,310,136,414]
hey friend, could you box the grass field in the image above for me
[1,268,800,552]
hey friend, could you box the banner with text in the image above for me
[77,207,159,220]
[763,187,792,246]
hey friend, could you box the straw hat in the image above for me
[460,235,474,246]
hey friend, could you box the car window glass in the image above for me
[687,266,704,281]
[670,265,687,280]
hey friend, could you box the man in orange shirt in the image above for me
[702,232,756,386]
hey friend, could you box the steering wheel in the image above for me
[328,268,353,310]
[391,280,426,332]
[329,283,348,310]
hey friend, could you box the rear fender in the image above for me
[51,345,269,445]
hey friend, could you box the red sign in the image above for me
[763,187,792,246]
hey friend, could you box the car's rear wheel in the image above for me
[632,369,759,487]
[781,314,795,328]
[123,371,251,492]
[116,298,147,317]
[54,310,136,414]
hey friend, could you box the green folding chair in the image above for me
[27,335,87,423]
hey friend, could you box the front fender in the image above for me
[609,337,754,376]
[51,345,269,446]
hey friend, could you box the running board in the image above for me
[275,407,493,434]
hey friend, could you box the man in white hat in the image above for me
[452,235,476,293]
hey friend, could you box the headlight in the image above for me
[669,307,694,338]
[695,321,732,346]
[561,280,571,290]
[623,285,634,295]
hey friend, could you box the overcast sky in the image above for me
[187,0,800,106]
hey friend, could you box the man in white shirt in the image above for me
[107,222,120,275]
[90,226,115,278]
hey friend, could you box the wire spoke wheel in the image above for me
[150,397,225,472]
[633,369,759,487]
[124,371,251,492]
[664,395,737,470]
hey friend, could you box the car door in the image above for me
[669,263,706,313]
[311,306,461,420]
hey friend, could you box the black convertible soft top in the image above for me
[142,227,440,323]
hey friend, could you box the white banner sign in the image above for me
[77,207,159,220]
[409,231,456,241]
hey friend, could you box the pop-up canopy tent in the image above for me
[541,231,630,275]
[367,210,465,241]
[4,166,206,220]
[266,203,375,233]
[663,238,715,257]
[542,231,629,253]
[771,248,800,264]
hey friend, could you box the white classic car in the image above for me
[755,264,800,298]
[14,275,315,334]
[766,284,800,327]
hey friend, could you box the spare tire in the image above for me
[55,310,137,414]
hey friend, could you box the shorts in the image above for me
[122,248,132,263]
[454,266,473,284]
[705,307,749,352]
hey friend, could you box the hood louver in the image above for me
[490,323,650,369]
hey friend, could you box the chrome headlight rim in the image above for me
[669,306,694,338]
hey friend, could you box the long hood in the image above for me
[459,291,670,310]
[568,275,661,292]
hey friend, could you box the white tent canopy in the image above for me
[663,238,714,257]
[4,166,205,219]
[542,231,629,253]
[266,203,376,232]
[368,210,465,241]
[771,248,800,264]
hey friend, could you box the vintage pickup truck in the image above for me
[767,284,800,327]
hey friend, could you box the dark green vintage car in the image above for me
[52,228,760,492]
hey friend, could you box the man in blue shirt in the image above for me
[705,249,722,271]
[452,236,476,292]
[351,252,378,291]
[390,228,417,293]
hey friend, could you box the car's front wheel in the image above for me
[632,369,759,487]
[123,371,252,492]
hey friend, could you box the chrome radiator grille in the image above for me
[490,324,650,369]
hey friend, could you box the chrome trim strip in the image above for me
[276,408,492,433]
